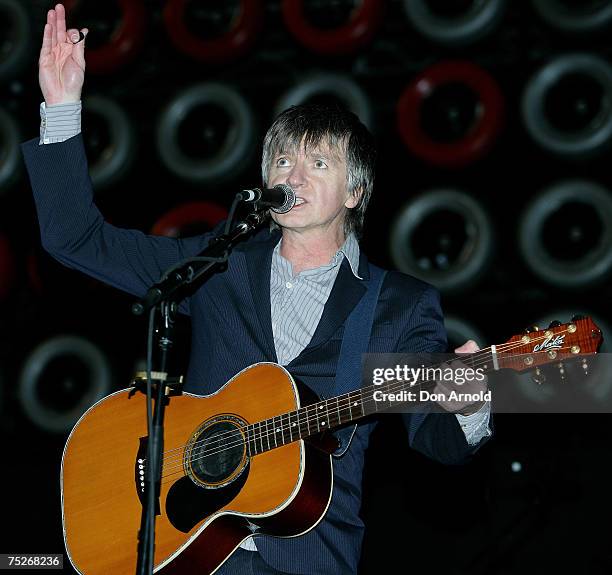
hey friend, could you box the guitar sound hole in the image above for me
[187,417,247,488]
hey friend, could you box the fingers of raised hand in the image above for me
[71,28,88,68]
[55,4,67,45]
[47,9,57,50]
[41,23,52,56]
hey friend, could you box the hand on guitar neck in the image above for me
[432,339,489,416]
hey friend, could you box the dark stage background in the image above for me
[1,0,612,573]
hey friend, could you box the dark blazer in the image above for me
[22,134,484,574]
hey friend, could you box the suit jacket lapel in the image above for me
[241,230,371,365]
[241,229,280,363]
[290,252,370,363]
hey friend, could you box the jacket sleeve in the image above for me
[21,134,217,313]
[396,285,490,464]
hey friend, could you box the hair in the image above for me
[261,103,376,239]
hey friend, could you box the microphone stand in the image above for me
[132,208,269,317]
[133,207,270,575]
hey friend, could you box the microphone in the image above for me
[240,184,296,214]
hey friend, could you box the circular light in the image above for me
[397,60,504,167]
[156,83,256,184]
[0,105,21,194]
[151,202,228,237]
[282,0,384,54]
[163,0,263,63]
[275,73,373,129]
[522,53,612,158]
[63,0,146,74]
[0,0,31,82]
[518,180,612,288]
[390,189,494,293]
[83,95,136,191]
[403,0,507,46]
[19,335,112,433]
[532,0,612,34]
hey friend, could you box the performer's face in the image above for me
[268,139,359,240]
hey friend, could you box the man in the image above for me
[23,5,491,574]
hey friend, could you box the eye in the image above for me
[276,157,290,167]
[314,159,328,169]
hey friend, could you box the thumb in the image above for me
[72,28,88,68]
[454,339,480,354]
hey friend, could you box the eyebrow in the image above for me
[275,150,334,161]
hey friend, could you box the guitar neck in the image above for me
[244,349,496,457]
[245,317,602,456]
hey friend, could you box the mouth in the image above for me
[293,197,306,207]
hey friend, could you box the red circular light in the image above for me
[397,60,504,167]
[151,202,228,237]
[282,0,384,54]
[163,0,263,63]
[64,0,146,74]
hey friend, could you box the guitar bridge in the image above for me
[135,437,161,516]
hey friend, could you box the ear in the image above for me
[345,187,363,209]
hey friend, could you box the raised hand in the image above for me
[39,4,88,105]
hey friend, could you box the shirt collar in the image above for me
[338,232,362,280]
[272,232,362,280]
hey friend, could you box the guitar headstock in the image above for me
[495,316,603,373]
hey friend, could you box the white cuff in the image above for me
[455,401,491,446]
[40,101,82,145]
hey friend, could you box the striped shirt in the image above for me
[271,233,361,365]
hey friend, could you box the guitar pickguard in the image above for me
[165,464,250,533]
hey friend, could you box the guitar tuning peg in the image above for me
[548,320,562,328]
[532,367,546,385]
[524,325,540,334]
[571,314,585,322]
[558,362,565,380]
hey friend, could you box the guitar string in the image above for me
[158,338,580,479]
[154,329,568,466]
[159,341,584,484]
[157,337,582,480]
[157,344,583,485]
[156,332,578,475]
[156,341,507,471]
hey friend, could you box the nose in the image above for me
[287,161,306,189]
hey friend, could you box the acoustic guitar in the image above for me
[61,317,602,574]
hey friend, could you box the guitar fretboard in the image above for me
[243,320,598,457]
[244,352,492,456]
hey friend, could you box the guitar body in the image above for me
[61,363,334,574]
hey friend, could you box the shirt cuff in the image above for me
[455,401,491,446]
[40,101,82,145]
